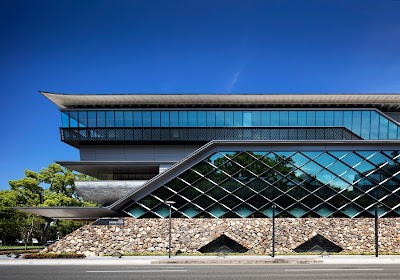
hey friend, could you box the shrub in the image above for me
[23,253,85,259]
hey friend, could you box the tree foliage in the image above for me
[1,163,96,246]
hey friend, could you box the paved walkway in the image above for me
[2,255,400,265]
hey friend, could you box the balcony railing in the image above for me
[60,127,361,146]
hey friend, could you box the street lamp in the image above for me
[165,201,176,258]
[271,204,276,258]
[375,203,382,258]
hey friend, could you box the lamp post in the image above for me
[374,203,381,258]
[165,201,176,258]
[271,204,276,258]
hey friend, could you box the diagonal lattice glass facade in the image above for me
[125,150,400,219]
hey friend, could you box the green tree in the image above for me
[4,163,96,246]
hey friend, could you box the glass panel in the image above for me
[153,204,170,218]
[234,186,256,200]
[225,111,233,127]
[370,111,379,139]
[329,161,350,176]
[351,111,361,136]
[78,111,87,127]
[247,194,268,208]
[298,111,306,126]
[133,111,142,127]
[188,111,197,127]
[203,162,228,178]
[389,121,398,140]
[314,153,336,167]
[193,178,215,192]
[243,112,252,127]
[139,196,161,209]
[361,111,370,139]
[343,111,352,130]
[61,112,69,127]
[115,111,123,127]
[126,204,146,218]
[341,204,362,218]
[262,111,270,126]
[88,111,96,127]
[170,111,178,126]
[161,111,169,127]
[314,204,335,217]
[123,111,133,127]
[279,111,288,126]
[260,204,281,218]
[206,152,231,167]
[271,111,279,126]
[234,111,243,126]
[291,153,311,168]
[151,111,160,127]
[306,111,315,126]
[334,111,343,126]
[152,187,174,201]
[314,186,337,200]
[142,111,151,126]
[179,169,202,184]
[220,195,242,209]
[288,204,308,217]
[193,196,215,209]
[180,187,201,200]
[69,111,78,127]
[379,114,389,140]
[233,204,254,218]
[289,111,297,126]
[97,111,105,127]
[216,111,224,126]
[252,111,261,126]
[325,111,334,126]
[316,111,324,126]
[105,111,114,127]
[248,178,269,192]
[207,111,216,127]
[220,179,243,192]
[180,204,201,218]
[198,111,206,126]
[179,111,188,127]
[207,187,228,200]
[208,204,228,218]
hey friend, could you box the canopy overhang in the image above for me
[41,91,400,110]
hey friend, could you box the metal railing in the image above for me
[60,127,361,144]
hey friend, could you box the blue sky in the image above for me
[1,0,400,190]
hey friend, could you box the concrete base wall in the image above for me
[48,218,400,256]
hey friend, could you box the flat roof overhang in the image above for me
[57,161,175,177]
[41,92,400,110]
[15,207,126,220]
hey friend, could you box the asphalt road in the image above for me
[1,264,400,280]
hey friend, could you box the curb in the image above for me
[152,258,323,265]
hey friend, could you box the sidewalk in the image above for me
[2,255,400,265]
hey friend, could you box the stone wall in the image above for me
[47,218,400,256]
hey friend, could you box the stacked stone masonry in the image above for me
[48,218,400,256]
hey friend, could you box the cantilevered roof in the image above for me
[57,161,173,178]
[15,207,125,220]
[40,91,400,110]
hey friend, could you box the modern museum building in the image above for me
[22,92,400,255]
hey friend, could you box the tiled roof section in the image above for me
[40,91,400,109]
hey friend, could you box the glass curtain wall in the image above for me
[61,109,400,140]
